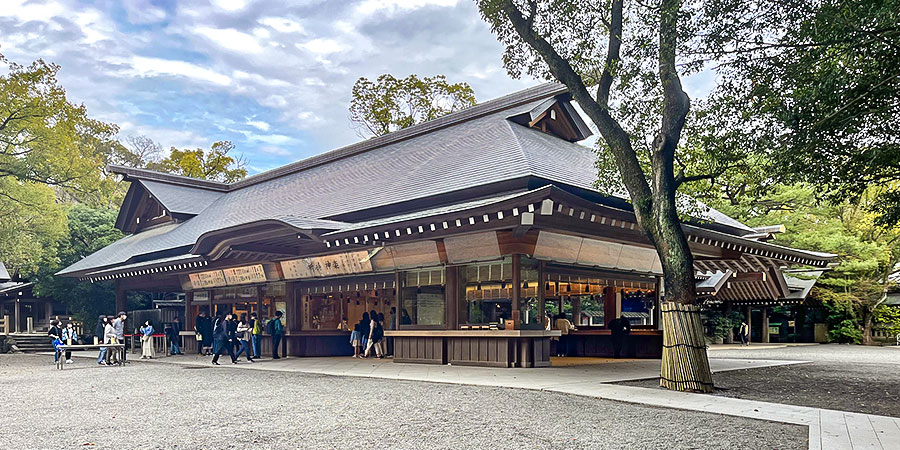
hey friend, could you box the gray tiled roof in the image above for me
[140,180,224,216]
[59,83,755,276]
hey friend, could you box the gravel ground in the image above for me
[621,344,900,417]
[0,353,805,450]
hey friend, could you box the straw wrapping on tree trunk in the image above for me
[659,302,714,392]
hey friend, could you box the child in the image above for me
[350,322,362,358]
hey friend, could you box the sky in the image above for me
[0,0,716,175]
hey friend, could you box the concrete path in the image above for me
[60,352,900,449]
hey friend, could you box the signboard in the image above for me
[193,291,209,303]
[281,250,373,279]
[222,264,267,285]
[788,320,796,327]
[189,270,226,289]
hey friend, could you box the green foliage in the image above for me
[32,205,122,323]
[149,141,247,183]
[873,305,900,336]
[0,179,67,272]
[698,0,900,227]
[705,309,743,338]
[349,74,476,137]
[0,55,121,203]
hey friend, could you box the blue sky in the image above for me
[1,0,715,175]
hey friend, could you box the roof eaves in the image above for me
[109,166,230,191]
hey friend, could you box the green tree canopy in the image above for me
[148,140,247,183]
[349,74,476,137]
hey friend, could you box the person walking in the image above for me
[140,320,156,359]
[95,315,109,365]
[268,311,284,359]
[608,315,631,358]
[227,313,239,355]
[739,321,750,346]
[249,312,262,359]
[350,322,362,358]
[234,313,254,362]
[211,313,237,365]
[364,310,384,358]
[112,312,127,363]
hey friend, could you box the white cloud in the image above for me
[246,119,270,131]
[259,145,291,156]
[0,0,66,23]
[126,56,232,86]
[122,0,167,24]
[356,0,459,17]
[258,16,305,34]
[211,0,251,11]
[242,132,295,145]
[194,26,264,53]
[297,38,345,55]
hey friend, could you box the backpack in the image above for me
[266,319,277,335]
[372,322,384,342]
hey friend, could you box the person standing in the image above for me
[739,321,750,346]
[227,314,239,355]
[140,320,156,359]
[112,312,127,363]
[62,322,78,364]
[95,315,109,365]
[211,313,237,365]
[48,320,62,364]
[104,316,119,365]
[554,313,576,357]
[249,312,262,359]
[269,311,284,359]
[358,312,370,358]
[608,315,631,358]
[387,307,396,356]
[165,317,183,355]
[195,311,213,356]
[234,314,254,362]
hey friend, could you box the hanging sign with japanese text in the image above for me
[281,250,373,279]
[222,264,267,285]
[188,270,227,289]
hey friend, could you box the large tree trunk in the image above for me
[497,0,714,392]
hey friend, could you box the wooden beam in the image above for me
[230,243,301,257]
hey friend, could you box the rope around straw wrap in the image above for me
[659,301,715,392]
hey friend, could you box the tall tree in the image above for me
[0,55,119,201]
[149,140,248,183]
[478,0,721,390]
[349,74,476,137]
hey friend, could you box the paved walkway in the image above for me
[62,352,900,449]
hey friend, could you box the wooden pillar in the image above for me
[45,301,53,322]
[572,296,582,326]
[746,306,752,343]
[14,299,20,333]
[114,282,126,315]
[511,255,521,319]
[538,261,546,327]
[185,292,193,324]
[444,267,458,330]
[761,307,770,343]
[604,286,616,327]
[724,301,734,344]
[655,276,663,329]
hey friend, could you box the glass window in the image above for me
[344,288,394,330]
[260,283,286,327]
[305,295,342,330]
[459,258,514,326]
[520,257,541,328]
[400,267,445,327]
[621,288,656,326]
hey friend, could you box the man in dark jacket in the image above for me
[608,315,631,358]
[165,318,183,355]
[211,313,237,365]
[195,311,212,355]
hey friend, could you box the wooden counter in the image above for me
[564,328,662,358]
[388,329,557,368]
